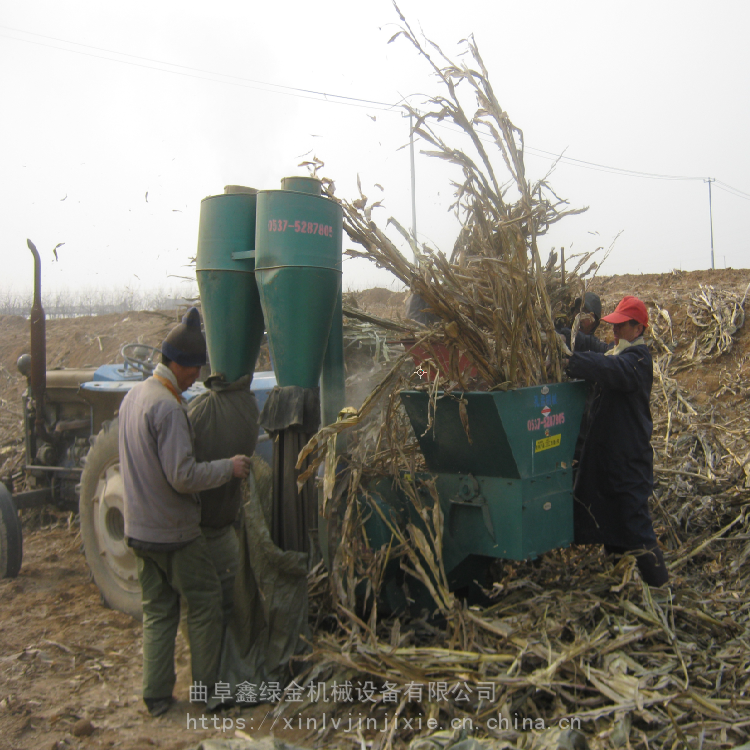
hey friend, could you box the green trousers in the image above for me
[134,535,223,700]
[202,524,240,625]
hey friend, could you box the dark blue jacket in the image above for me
[558,330,611,462]
[566,342,658,548]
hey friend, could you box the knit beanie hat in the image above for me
[161,307,207,367]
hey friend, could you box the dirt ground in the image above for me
[1,269,750,750]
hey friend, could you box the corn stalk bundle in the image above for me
[320,14,596,393]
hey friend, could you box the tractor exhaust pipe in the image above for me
[27,239,53,444]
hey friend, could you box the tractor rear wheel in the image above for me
[0,483,23,578]
[80,418,142,620]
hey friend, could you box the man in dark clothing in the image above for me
[565,296,668,587]
[405,292,440,326]
[557,293,610,473]
[119,308,253,716]
[557,292,609,353]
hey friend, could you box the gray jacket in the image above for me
[119,376,233,544]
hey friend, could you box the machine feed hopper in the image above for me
[356,381,588,600]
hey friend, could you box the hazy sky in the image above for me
[2,0,749,299]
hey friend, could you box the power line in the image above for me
[0,26,404,112]
[713,181,750,201]
[714,184,750,202]
[434,122,742,192]
[3,24,750,199]
[525,146,704,182]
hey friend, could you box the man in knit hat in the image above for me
[556,291,608,352]
[119,307,253,717]
[566,296,669,587]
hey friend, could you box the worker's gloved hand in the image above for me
[231,455,252,479]
[565,353,584,379]
[556,327,572,350]
[556,332,572,356]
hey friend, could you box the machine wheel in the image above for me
[0,483,23,578]
[80,418,142,620]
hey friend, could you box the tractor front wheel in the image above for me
[79,418,142,620]
[0,483,23,578]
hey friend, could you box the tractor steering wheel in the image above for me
[120,344,160,375]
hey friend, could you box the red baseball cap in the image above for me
[601,295,649,328]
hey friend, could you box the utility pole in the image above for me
[705,177,715,270]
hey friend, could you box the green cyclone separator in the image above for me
[196,192,266,382]
[254,189,343,389]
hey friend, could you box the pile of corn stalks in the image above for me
[288,13,750,750]
[650,284,750,372]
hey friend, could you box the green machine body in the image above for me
[355,381,588,594]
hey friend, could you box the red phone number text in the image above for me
[267,219,334,237]
[527,412,566,431]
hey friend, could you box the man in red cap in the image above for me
[565,296,668,587]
